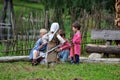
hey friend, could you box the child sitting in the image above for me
[29,28,48,66]
[57,30,71,63]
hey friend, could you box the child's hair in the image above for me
[59,29,65,37]
[72,21,81,30]
[40,28,47,33]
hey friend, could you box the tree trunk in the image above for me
[115,0,120,45]
[85,44,120,55]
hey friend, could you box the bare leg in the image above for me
[32,50,39,66]
[33,50,39,59]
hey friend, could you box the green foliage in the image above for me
[0,62,120,80]
[13,0,43,9]
[40,0,65,10]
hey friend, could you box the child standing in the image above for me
[70,22,82,64]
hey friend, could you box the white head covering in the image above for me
[48,22,59,41]
[42,22,66,44]
[50,23,59,32]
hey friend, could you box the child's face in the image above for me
[40,32,46,37]
[72,27,77,32]
[61,35,65,38]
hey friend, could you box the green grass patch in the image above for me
[0,62,119,80]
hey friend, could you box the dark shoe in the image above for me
[70,60,75,64]
[32,59,38,66]
[71,62,75,64]
[32,62,38,66]
[37,57,45,62]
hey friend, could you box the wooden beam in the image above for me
[85,44,120,54]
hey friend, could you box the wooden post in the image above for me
[0,0,8,40]
[45,10,49,30]
[104,40,112,57]
[0,0,15,40]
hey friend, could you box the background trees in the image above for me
[40,0,115,28]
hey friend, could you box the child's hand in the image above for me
[56,48,62,52]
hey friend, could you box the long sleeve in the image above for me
[72,32,82,44]
[60,40,71,50]
[57,34,66,44]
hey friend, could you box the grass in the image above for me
[0,62,120,80]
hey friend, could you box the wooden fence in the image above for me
[0,6,115,56]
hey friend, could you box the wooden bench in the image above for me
[85,30,120,57]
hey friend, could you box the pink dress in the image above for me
[70,31,82,57]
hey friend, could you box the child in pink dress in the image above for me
[70,22,82,64]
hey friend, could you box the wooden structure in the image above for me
[86,0,120,57]
[0,0,16,40]
[91,30,120,40]
[85,30,120,57]
[0,56,119,64]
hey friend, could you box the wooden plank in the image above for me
[91,30,120,40]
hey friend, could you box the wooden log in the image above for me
[80,57,120,64]
[0,56,119,63]
[0,56,29,62]
[85,44,120,54]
